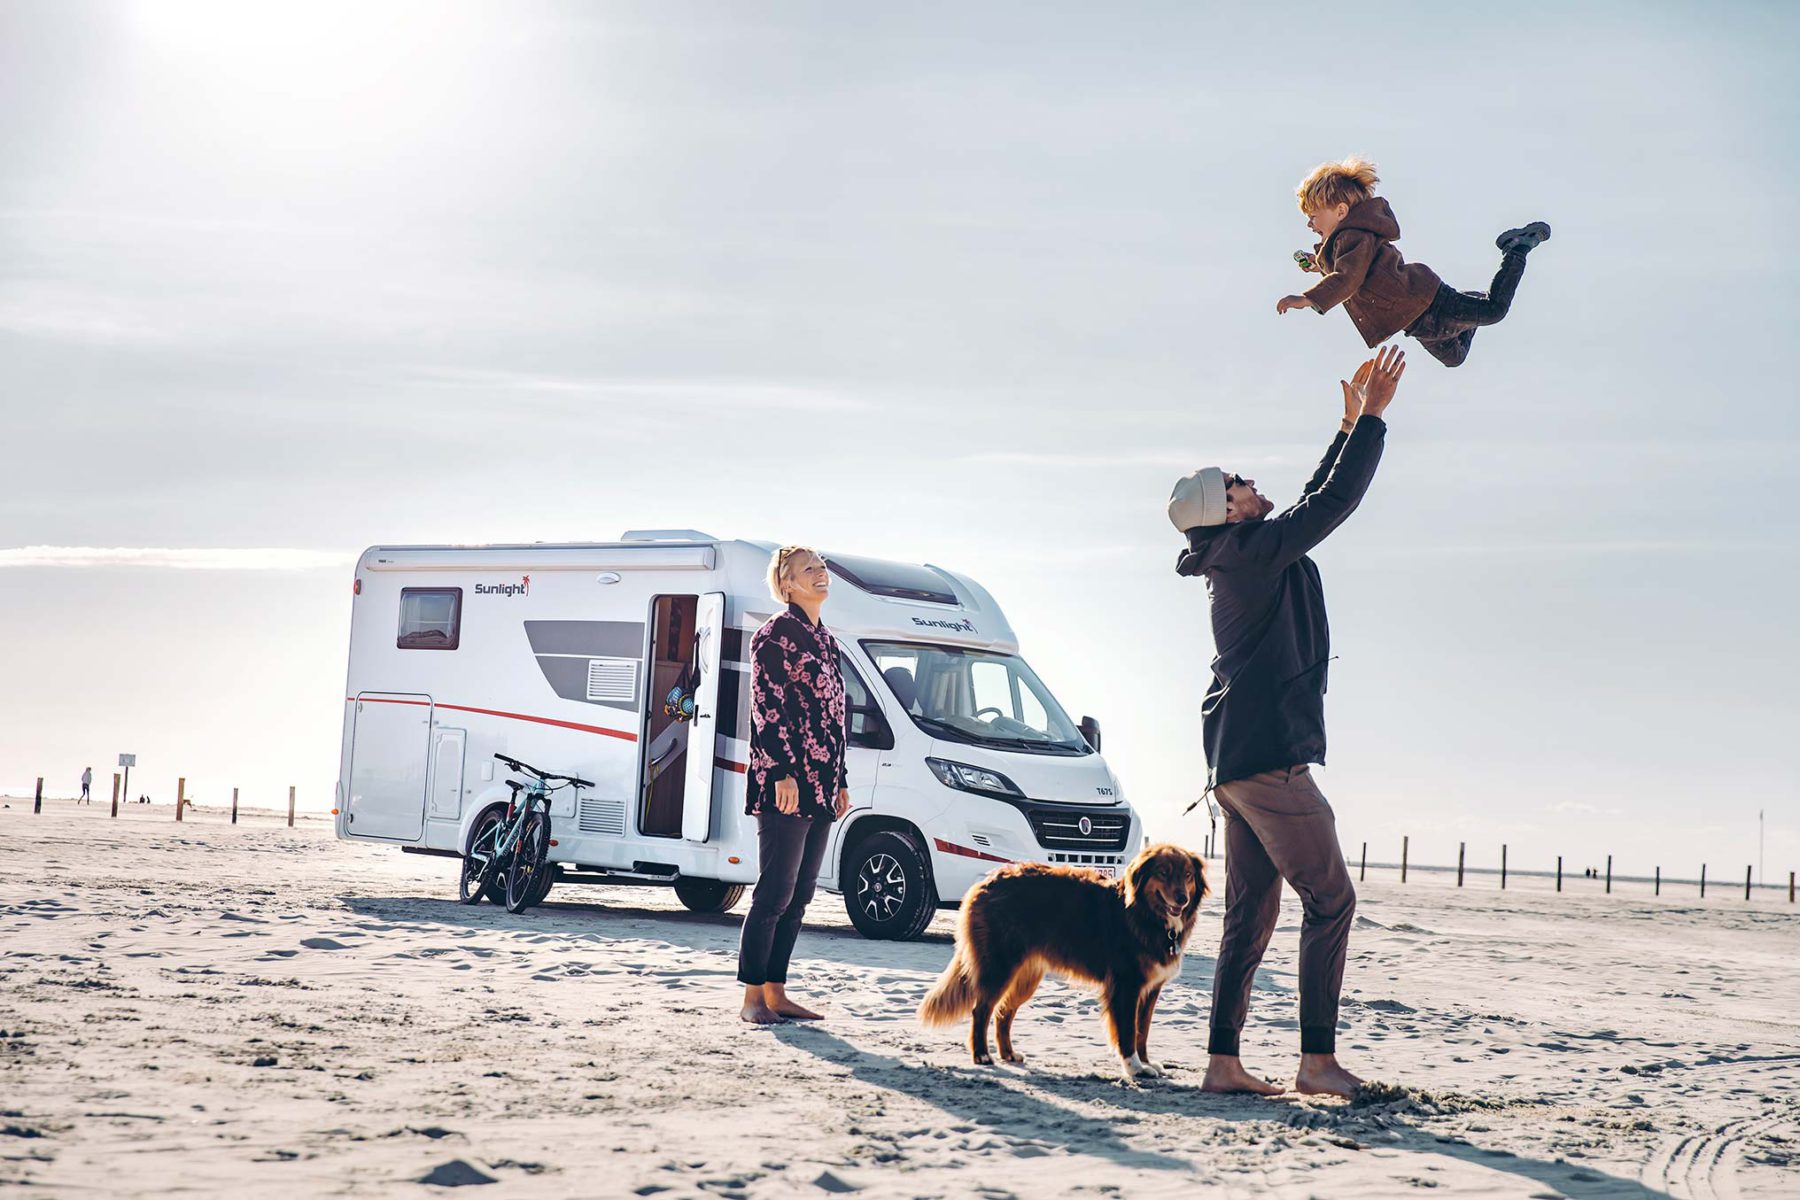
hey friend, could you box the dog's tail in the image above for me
[917,946,977,1026]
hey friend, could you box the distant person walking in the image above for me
[80,767,92,804]
[1167,346,1406,1100]
[737,545,851,1025]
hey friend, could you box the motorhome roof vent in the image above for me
[619,529,717,543]
[823,552,959,606]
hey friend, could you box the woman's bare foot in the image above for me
[740,985,785,1025]
[1295,1053,1363,1099]
[1200,1054,1286,1095]
[765,983,823,1020]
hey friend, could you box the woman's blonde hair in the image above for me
[766,544,820,603]
[1296,156,1379,214]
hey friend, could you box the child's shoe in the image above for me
[1496,221,1552,254]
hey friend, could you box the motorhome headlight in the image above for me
[926,758,1024,799]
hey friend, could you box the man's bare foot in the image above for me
[764,984,823,1020]
[1200,1054,1286,1095]
[740,1000,784,1025]
[739,985,785,1025]
[1295,1052,1363,1099]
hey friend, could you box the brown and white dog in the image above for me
[917,843,1208,1081]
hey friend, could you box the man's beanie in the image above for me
[1168,467,1229,531]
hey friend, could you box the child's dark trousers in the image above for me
[1404,247,1531,367]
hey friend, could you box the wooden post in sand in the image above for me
[1655,866,1661,896]
[287,786,296,828]
[1790,871,1795,903]
[231,787,239,825]
[1556,856,1563,892]
[175,776,186,821]
[1744,865,1752,901]
[1606,855,1612,894]
[1401,836,1409,883]
[1501,844,1508,889]
[1457,842,1465,887]
[1700,864,1707,898]
[33,777,43,815]
[1359,842,1367,882]
[111,773,120,818]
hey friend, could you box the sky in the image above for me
[4,0,1797,882]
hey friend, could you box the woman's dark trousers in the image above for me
[1406,248,1531,367]
[737,811,833,986]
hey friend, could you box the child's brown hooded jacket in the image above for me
[1303,197,1441,347]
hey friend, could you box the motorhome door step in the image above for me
[401,846,461,859]
[632,861,680,878]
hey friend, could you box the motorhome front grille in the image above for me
[577,797,627,837]
[585,657,639,703]
[1028,811,1129,852]
[1048,852,1125,868]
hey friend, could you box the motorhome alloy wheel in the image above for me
[845,830,934,940]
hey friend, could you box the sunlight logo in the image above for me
[910,616,975,634]
[476,574,530,598]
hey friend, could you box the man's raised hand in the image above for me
[1350,345,1405,420]
[1338,360,1374,431]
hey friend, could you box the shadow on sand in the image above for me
[337,893,1669,1197]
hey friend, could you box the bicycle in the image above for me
[458,754,593,914]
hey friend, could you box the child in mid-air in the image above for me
[1276,156,1549,367]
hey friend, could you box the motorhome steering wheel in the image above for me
[974,706,1006,723]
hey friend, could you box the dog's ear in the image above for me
[1188,850,1211,911]
[1124,846,1160,908]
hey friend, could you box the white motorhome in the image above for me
[336,531,1142,939]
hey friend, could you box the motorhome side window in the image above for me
[397,588,462,650]
[838,653,894,751]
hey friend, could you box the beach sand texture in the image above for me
[2,800,1796,1198]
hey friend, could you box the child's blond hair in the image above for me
[1296,156,1379,214]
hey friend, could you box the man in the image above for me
[80,766,92,804]
[1166,345,1405,1099]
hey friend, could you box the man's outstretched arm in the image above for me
[1281,359,1380,517]
[1259,347,1406,566]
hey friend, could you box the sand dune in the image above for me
[2,801,1796,1197]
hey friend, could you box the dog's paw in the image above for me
[972,1052,995,1066]
[1140,1059,1165,1076]
[1001,1051,1027,1065]
[1121,1054,1162,1081]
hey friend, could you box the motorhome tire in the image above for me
[673,876,746,913]
[845,829,935,940]
[459,809,507,905]
[505,810,551,913]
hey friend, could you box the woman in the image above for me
[737,545,851,1025]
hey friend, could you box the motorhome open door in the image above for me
[681,592,725,842]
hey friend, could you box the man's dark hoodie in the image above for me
[1303,196,1441,348]
[1176,417,1386,791]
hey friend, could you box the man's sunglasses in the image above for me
[1224,474,1247,490]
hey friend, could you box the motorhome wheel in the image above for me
[845,829,935,940]
[672,876,746,914]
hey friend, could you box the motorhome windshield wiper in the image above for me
[910,715,1086,754]
[909,715,982,744]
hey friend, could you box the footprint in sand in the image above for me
[299,938,349,950]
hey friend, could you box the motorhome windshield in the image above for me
[863,641,1091,755]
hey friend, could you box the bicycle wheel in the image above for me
[505,808,551,913]
[458,810,505,905]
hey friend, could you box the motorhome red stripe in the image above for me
[934,837,1011,864]
[346,695,751,774]
[349,695,637,742]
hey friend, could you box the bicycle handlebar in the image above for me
[493,753,593,790]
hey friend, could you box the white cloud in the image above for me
[0,546,355,571]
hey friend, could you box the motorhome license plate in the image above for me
[1092,865,1117,878]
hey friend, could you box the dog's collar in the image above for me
[1164,926,1181,959]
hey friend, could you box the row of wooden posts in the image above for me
[1352,836,1796,903]
[31,775,295,827]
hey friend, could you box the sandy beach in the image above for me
[2,799,1795,1198]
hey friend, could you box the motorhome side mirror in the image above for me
[1078,716,1102,752]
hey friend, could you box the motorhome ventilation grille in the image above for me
[577,797,627,837]
[1048,852,1125,868]
[585,657,639,703]
[1028,811,1130,852]
[970,833,992,847]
